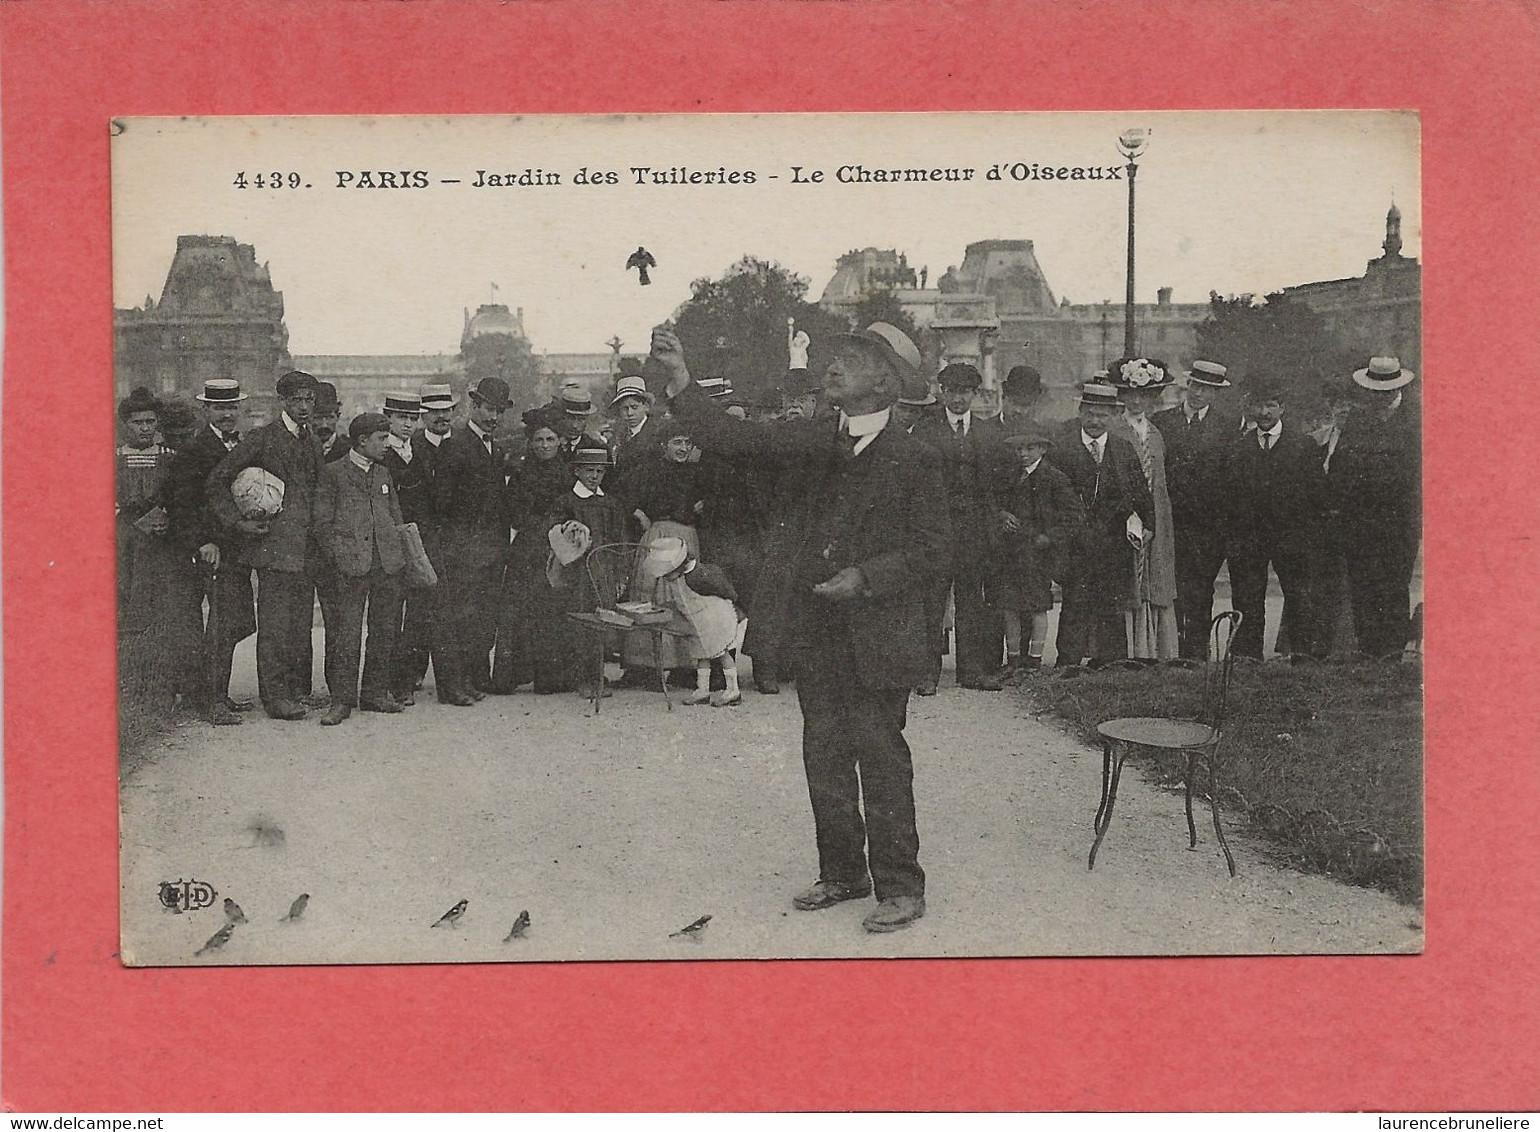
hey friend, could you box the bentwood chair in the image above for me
[565,543,685,714]
[1088,610,1243,877]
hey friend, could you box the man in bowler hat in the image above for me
[207,369,325,720]
[651,320,949,934]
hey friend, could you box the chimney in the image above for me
[1157,287,1173,306]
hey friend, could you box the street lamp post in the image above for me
[1118,128,1149,357]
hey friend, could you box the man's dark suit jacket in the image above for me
[314,456,407,577]
[1047,424,1154,602]
[320,433,351,463]
[668,385,949,690]
[381,444,431,528]
[1152,404,1235,531]
[911,412,1008,569]
[207,419,323,574]
[1226,425,1324,547]
[607,413,666,504]
[168,425,238,561]
[432,427,510,570]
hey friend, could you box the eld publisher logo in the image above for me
[157,878,217,914]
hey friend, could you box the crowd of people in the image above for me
[116,317,1421,932]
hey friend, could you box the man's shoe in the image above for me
[300,692,331,709]
[754,675,780,695]
[438,691,476,706]
[225,697,255,712]
[266,700,307,721]
[466,687,487,702]
[208,703,243,726]
[359,694,405,714]
[320,703,352,726]
[393,690,416,707]
[792,879,873,911]
[862,895,926,933]
[970,672,1004,691]
[914,680,938,697]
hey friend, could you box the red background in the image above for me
[4,0,1537,1112]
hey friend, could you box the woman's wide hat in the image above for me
[1107,356,1175,391]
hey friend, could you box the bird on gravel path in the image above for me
[670,915,712,939]
[281,894,309,922]
[433,899,469,928]
[503,911,531,942]
[196,922,236,956]
[223,898,247,925]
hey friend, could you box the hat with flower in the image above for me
[1107,356,1174,391]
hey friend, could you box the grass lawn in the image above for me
[1022,657,1424,905]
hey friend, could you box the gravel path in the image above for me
[120,632,1423,965]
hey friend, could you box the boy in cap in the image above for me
[207,370,326,720]
[431,376,513,703]
[379,392,430,704]
[313,412,408,724]
[912,362,1009,691]
[1151,360,1236,659]
[168,379,258,724]
[988,427,1085,677]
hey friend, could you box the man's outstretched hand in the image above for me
[648,325,692,400]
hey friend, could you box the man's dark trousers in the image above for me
[198,567,255,706]
[255,568,314,708]
[795,641,924,901]
[325,567,402,707]
[1174,527,1226,659]
[1229,539,1311,659]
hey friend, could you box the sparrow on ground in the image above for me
[433,899,469,928]
[195,922,235,956]
[503,911,532,942]
[670,915,712,939]
[281,894,309,922]
[223,898,247,925]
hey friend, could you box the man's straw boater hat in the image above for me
[569,437,612,466]
[1078,381,1124,408]
[1352,356,1416,392]
[610,375,654,408]
[197,378,248,403]
[836,321,922,381]
[419,382,458,410]
[1186,360,1231,388]
[383,391,424,415]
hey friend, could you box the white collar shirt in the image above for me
[1258,421,1283,449]
[1080,430,1107,461]
[1184,403,1209,424]
[572,480,604,499]
[387,434,412,462]
[281,412,302,439]
[944,408,971,437]
[423,428,448,447]
[348,449,373,474]
[838,407,891,457]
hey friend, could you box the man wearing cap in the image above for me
[313,381,349,463]
[168,378,258,725]
[912,362,1009,691]
[606,367,662,502]
[1325,357,1422,658]
[1225,379,1324,661]
[431,376,513,702]
[313,412,408,724]
[548,380,600,460]
[1048,381,1154,668]
[649,320,948,934]
[207,370,325,720]
[1152,360,1237,659]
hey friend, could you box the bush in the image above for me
[1025,658,1423,904]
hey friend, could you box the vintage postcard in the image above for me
[113,112,1424,966]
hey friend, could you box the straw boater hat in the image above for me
[559,381,594,417]
[419,382,457,410]
[383,391,424,415]
[835,321,922,381]
[610,375,654,408]
[569,437,611,465]
[1186,360,1231,388]
[697,376,734,400]
[1352,356,1416,392]
[547,519,592,566]
[197,378,248,403]
[898,387,937,408]
[1078,381,1124,408]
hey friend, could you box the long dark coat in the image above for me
[206,419,323,574]
[986,458,1086,612]
[1045,425,1154,615]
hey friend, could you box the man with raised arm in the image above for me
[650,321,949,934]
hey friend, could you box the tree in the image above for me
[852,287,921,343]
[461,329,542,412]
[671,256,851,406]
[1195,291,1359,406]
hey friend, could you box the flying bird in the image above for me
[626,246,657,286]
[503,911,532,942]
[223,898,247,925]
[281,894,309,922]
[432,899,469,928]
[670,915,712,939]
[195,922,236,957]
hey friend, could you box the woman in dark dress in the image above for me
[491,409,576,692]
[623,427,706,674]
